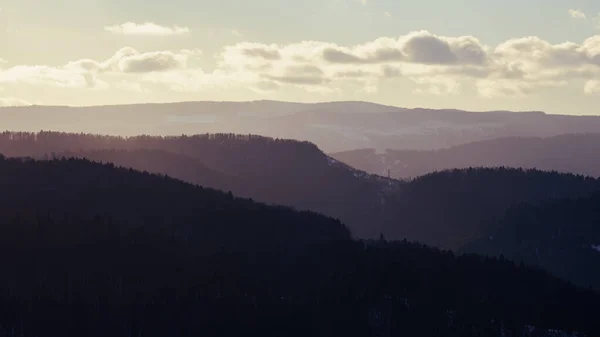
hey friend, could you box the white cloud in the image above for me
[384,12,392,18]
[5,31,600,98]
[0,65,101,88]
[319,31,488,65]
[0,47,202,90]
[104,22,190,36]
[568,9,586,19]
[491,36,600,80]
[116,50,200,73]
[584,80,600,94]
[232,29,243,37]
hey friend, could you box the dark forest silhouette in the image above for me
[0,131,403,239]
[0,156,597,336]
[462,191,600,290]
[3,131,600,292]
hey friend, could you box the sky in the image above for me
[2,0,600,114]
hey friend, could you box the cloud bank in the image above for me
[3,30,600,98]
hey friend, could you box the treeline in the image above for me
[0,131,316,159]
[0,157,596,336]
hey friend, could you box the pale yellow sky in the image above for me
[2,0,600,114]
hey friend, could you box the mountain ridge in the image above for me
[3,131,600,251]
[6,100,555,117]
[331,133,600,179]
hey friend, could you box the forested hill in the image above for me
[56,150,600,253]
[0,156,597,336]
[2,131,600,250]
[0,131,401,239]
[331,133,600,179]
[381,167,600,250]
[55,148,245,194]
[0,155,351,254]
[461,191,600,290]
[54,151,600,254]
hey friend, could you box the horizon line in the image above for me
[1,99,565,116]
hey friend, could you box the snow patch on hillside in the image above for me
[326,157,339,166]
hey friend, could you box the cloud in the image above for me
[569,9,586,19]
[239,45,281,60]
[263,65,329,86]
[0,65,101,88]
[117,50,199,73]
[403,34,458,64]
[232,29,243,37]
[104,22,190,36]
[251,80,280,94]
[5,31,600,99]
[322,48,369,63]
[0,97,32,107]
[0,47,202,90]
[335,70,376,78]
[264,75,328,85]
[379,65,401,78]
[320,31,487,65]
[584,80,600,94]
[384,12,392,18]
[491,36,600,79]
[67,47,202,74]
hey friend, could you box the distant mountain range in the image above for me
[331,133,600,179]
[4,131,600,250]
[4,102,600,334]
[4,100,600,152]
